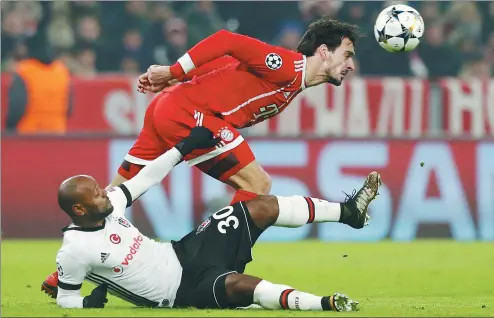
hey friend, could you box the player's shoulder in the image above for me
[60,224,104,253]
[266,46,303,61]
[58,233,88,261]
[262,47,304,75]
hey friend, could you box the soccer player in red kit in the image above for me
[41,19,361,298]
[117,18,360,204]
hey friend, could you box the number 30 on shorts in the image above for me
[212,206,239,234]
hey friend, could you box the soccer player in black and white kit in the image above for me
[54,126,381,312]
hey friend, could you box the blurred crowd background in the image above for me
[2,0,493,79]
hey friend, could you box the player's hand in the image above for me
[138,70,178,94]
[137,72,150,93]
[147,65,173,86]
[137,72,167,94]
[175,126,222,156]
[83,283,108,308]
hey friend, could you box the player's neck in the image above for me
[73,218,105,229]
[304,56,329,87]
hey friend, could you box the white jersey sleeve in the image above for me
[106,148,183,215]
[56,249,91,308]
[106,185,132,217]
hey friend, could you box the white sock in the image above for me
[274,196,341,227]
[253,280,331,311]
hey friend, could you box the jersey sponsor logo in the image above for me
[110,233,121,244]
[121,234,144,266]
[112,265,124,276]
[196,218,211,235]
[219,127,234,142]
[265,53,283,70]
[101,252,110,263]
[57,262,64,277]
[116,217,131,228]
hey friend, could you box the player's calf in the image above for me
[224,273,358,311]
[245,171,382,231]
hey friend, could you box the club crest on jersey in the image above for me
[117,217,131,228]
[218,127,234,142]
[110,233,121,244]
[112,265,124,277]
[196,218,211,235]
[265,53,282,70]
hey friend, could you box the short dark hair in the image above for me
[296,18,363,56]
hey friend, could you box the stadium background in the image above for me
[1,0,493,242]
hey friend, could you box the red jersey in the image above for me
[168,30,307,129]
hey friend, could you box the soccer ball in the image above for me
[374,4,425,53]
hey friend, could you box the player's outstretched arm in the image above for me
[169,29,300,84]
[121,127,220,203]
[141,56,237,93]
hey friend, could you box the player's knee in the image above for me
[260,173,272,194]
[228,161,272,195]
[245,195,279,230]
[249,171,271,195]
[224,273,260,307]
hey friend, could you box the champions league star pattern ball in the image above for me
[374,4,425,53]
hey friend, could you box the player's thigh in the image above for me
[152,93,199,145]
[174,270,261,309]
[174,267,238,309]
[154,106,271,194]
[188,116,271,194]
[118,93,169,180]
[173,202,259,273]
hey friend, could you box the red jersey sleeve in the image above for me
[170,30,304,85]
[182,56,238,81]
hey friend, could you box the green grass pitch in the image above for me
[2,240,493,317]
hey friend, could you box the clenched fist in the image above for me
[147,65,172,85]
[136,65,178,94]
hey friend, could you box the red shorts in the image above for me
[118,92,255,182]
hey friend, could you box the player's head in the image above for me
[297,18,362,86]
[58,175,114,223]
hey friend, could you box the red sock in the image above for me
[230,190,258,205]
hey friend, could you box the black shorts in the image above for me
[171,202,262,309]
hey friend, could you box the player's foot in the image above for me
[328,293,359,311]
[41,271,58,299]
[340,171,382,229]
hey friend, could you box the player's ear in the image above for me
[72,204,86,216]
[317,44,329,61]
